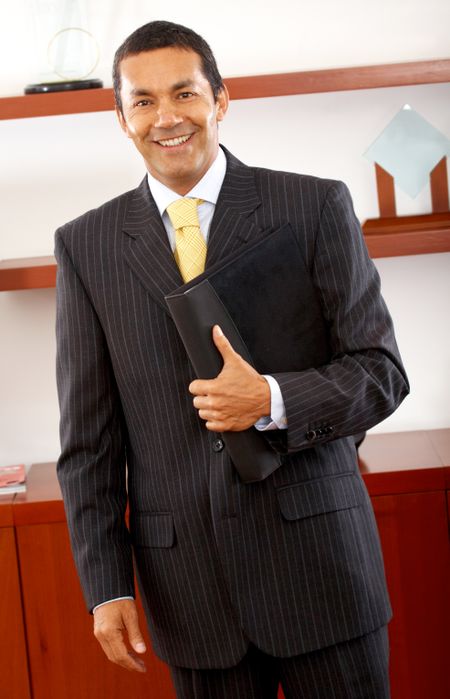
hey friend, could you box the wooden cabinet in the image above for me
[16,521,175,699]
[0,496,31,699]
[13,467,175,699]
[359,430,450,699]
[372,491,449,698]
[2,429,449,697]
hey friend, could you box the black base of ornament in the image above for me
[24,78,103,94]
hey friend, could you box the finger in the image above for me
[198,409,220,422]
[205,419,237,432]
[212,325,236,361]
[205,420,225,431]
[108,630,146,672]
[192,395,212,410]
[123,603,147,655]
[189,378,214,396]
[95,625,142,672]
[206,416,252,432]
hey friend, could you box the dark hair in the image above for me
[113,20,224,113]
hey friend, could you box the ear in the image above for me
[116,105,131,137]
[215,85,229,122]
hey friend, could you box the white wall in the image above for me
[0,2,449,467]
[1,0,449,97]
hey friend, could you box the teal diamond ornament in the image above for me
[364,105,450,198]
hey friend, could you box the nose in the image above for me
[153,101,183,129]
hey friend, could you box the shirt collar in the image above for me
[147,147,227,217]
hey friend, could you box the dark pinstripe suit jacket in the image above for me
[55,147,409,670]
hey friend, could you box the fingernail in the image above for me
[215,325,223,336]
[135,642,146,653]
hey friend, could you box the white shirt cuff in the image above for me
[255,375,287,431]
[92,596,134,613]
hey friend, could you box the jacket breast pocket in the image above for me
[276,472,365,521]
[131,512,175,548]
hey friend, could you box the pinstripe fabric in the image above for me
[170,627,389,698]
[55,146,409,670]
[279,626,390,699]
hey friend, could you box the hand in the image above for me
[93,599,147,673]
[189,325,271,432]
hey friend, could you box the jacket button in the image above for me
[305,430,316,441]
[325,426,334,434]
[212,438,224,452]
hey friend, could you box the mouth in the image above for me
[156,134,193,148]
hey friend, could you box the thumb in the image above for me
[124,605,146,654]
[212,325,235,361]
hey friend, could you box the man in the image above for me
[55,20,409,698]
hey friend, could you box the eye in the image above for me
[134,99,152,107]
[178,91,195,99]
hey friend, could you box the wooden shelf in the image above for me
[362,212,450,258]
[0,256,56,291]
[225,59,450,100]
[358,428,450,495]
[1,59,449,120]
[13,461,64,526]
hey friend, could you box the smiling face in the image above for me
[117,47,229,195]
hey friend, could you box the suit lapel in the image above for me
[122,149,262,315]
[122,177,183,314]
[206,147,262,268]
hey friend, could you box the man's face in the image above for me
[117,47,229,195]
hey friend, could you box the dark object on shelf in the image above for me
[24,78,103,94]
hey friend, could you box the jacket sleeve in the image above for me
[55,228,135,612]
[272,181,409,453]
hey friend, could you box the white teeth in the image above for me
[158,134,191,147]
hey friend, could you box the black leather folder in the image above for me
[166,276,281,483]
[165,222,326,483]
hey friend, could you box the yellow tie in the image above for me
[166,198,207,282]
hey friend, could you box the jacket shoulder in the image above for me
[55,185,138,245]
[252,164,344,194]
[222,146,346,197]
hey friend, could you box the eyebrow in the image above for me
[128,80,196,98]
[172,80,196,91]
[129,88,151,97]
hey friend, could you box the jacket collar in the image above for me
[122,146,262,315]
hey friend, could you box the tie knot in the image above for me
[166,198,203,231]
